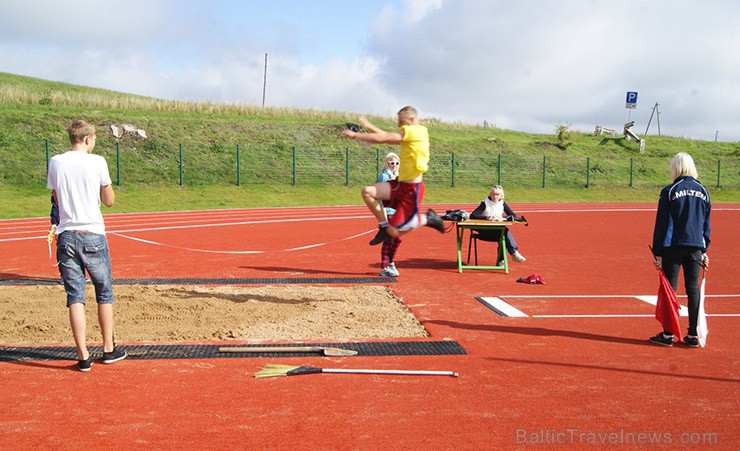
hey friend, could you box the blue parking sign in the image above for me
[625,91,638,109]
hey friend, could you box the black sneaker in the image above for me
[683,335,699,348]
[369,226,391,246]
[102,347,127,364]
[425,209,445,233]
[648,332,674,347]
[77,356,93,372]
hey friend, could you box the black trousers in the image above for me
[661,246,703,336]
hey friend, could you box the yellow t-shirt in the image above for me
[398,124,429,182]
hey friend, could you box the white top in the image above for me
[46,150,112,235]
[481,197,505,219]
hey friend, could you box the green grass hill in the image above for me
[1,72,737,218]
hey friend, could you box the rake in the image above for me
[255,363,459,378]
[218,346,358,357]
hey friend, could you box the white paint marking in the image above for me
[533,314,740,318]
[635,295,688,316]
[476,297,528,317]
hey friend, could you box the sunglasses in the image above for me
[388,161,399,166]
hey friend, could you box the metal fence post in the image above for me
[376,149,380,176]
[451,153,456,188]
[497,153,502,185]
[236,145,241,186]
[116,141,121,187]
[586,157,590,188]
[45,139,50,172]
[179,144,183,187]
[345,147,350,186]
[629,158,633,187]
[542,155,547,188]
[292,145,297,186]
[717,160,721,188]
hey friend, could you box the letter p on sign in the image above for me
[625,91,638,109]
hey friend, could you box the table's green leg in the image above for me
[456,225,463,273]
[500,231,509,273]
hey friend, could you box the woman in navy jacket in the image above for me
[649,152,711,348]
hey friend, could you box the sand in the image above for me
[0,284,427,345]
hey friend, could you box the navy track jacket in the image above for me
[652,176,711,256]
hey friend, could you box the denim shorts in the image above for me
[57,231,114,306]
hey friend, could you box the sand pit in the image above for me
[0,284,427,345]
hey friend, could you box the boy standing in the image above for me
[342,106,444,247]
[47,120,126,372]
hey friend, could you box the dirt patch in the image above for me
[0,285,427,345]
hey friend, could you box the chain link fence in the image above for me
[33,141,738,190]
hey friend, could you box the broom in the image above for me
[255,363,458,378]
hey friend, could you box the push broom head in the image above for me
[254,364,322,378]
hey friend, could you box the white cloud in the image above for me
[364,0,740,140]
[0,0,738,141]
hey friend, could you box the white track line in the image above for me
[498,294,739,298]
[111,228,375,254]
[482,295,740,318]
[0,215,371,243]
[635,295,689,316]
[532,314,740,318]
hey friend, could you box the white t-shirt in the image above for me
[46,150,112,235]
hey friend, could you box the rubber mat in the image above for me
[0,276,396,286]
[0,341,466,362]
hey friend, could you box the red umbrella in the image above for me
[655,270,683,339]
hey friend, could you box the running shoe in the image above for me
[380,263,400,277]
[425,209,445,233]
[648,332,674,347]
[77,356,93,372]
[683,335,699,348]
[369,226,391,245]
[102,347,127,364]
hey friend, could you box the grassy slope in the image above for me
[1,72,738,219]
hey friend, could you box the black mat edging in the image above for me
[0,276,396,286]
[0,341,466,362]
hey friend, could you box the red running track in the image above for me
[1,202,739,450]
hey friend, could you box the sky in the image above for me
[1,0,739,142]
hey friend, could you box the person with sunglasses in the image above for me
[377,153,402,276]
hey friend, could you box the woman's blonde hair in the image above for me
[670,152,699,180]
[489,184,504,199]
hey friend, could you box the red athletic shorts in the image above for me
[386,180,425,231]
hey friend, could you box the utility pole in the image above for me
[644,102,661,136]
[262,53,268,108]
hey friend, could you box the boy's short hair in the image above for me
[397,106,418,120]
[67,120,96,145]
